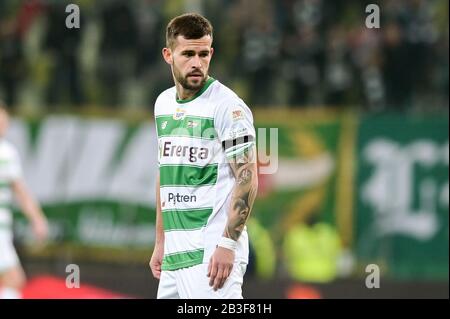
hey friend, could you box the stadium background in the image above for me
[1,0,448,298]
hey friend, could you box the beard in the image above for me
[173,65,207,91]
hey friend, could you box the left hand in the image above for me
[32,216,48,243]
[207,246,235,291]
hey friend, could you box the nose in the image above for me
[192,54,202,69]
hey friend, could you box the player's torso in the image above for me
[155,81,230,212]
[0,140,17,227]
[154,82,237,270]
[154,80,251,270]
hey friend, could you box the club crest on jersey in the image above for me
[161,121,168,129]
[173,108,186,120]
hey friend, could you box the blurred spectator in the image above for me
[0,0,447,112]
[323,26,355,107]
[43,1,84,108]
[97,1,138,107]
[0,0,44,110]
[382,22,413,111]
[134,0,168,107]
[0,20,24,108]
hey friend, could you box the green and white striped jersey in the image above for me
[154,77,256,271]
[0,139,22,230]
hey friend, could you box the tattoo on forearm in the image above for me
[227,197,249,240]
[237,168,252,185]
[224,145,258,241]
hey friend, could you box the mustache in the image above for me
[187,71,204,77]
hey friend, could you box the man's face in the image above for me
[0,110,9,138]
[163,35,213,91]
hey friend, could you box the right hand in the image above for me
[149,243,164,280]
[207,246,235,291]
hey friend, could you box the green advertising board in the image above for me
[9,112,352,282]
[9,111,448,281]
[355,114,449,280]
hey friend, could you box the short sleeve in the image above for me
[2,145,23,181]
[154,94,163,168]
[214,97,256,159]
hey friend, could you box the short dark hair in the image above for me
[166,13,213,48]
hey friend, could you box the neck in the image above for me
[175,82,199,101]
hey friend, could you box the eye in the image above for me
[183,51,195,57]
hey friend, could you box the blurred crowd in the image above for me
[0,0,448,112]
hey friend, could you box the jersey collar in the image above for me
[176,77,216,104]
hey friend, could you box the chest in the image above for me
[155,102,217,140]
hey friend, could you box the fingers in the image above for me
[152,263,161,279]
[219,267,230,289]
[218,264,233,289]
[149,260,161,280]
[38,227,48,242]
[212,267,224,291]
[208,260,218,287]
[152,269,161,280]
[34,221,49,243]
[209,255,235,291]
[151,267,161,279]
[34,229,47,244]
[210,264,233,291]
[207,259,212,277]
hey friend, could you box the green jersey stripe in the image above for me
[0,181,10,188]
[162,249,204,270]
[159,164,218,187]
[156,115,217,140]
[163,207,213,231]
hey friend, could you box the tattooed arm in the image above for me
[208,142,258,291]
[224,144,258,241]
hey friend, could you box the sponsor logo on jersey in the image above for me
[227,127,249,140]
[161,141,209,163]
[173,108,186,120]
[168,192,197,205]
[187,120,199,128]
[232,109,244,121]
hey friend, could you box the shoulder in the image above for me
[211,81,253,121]
[154,86,176,114]
[0,140,20,160]
[209,80,242,105]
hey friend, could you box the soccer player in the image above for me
[149,13,258,299]
[0,104,48,299]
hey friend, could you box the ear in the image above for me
[162,47,173,65]
[210,47,214,58]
